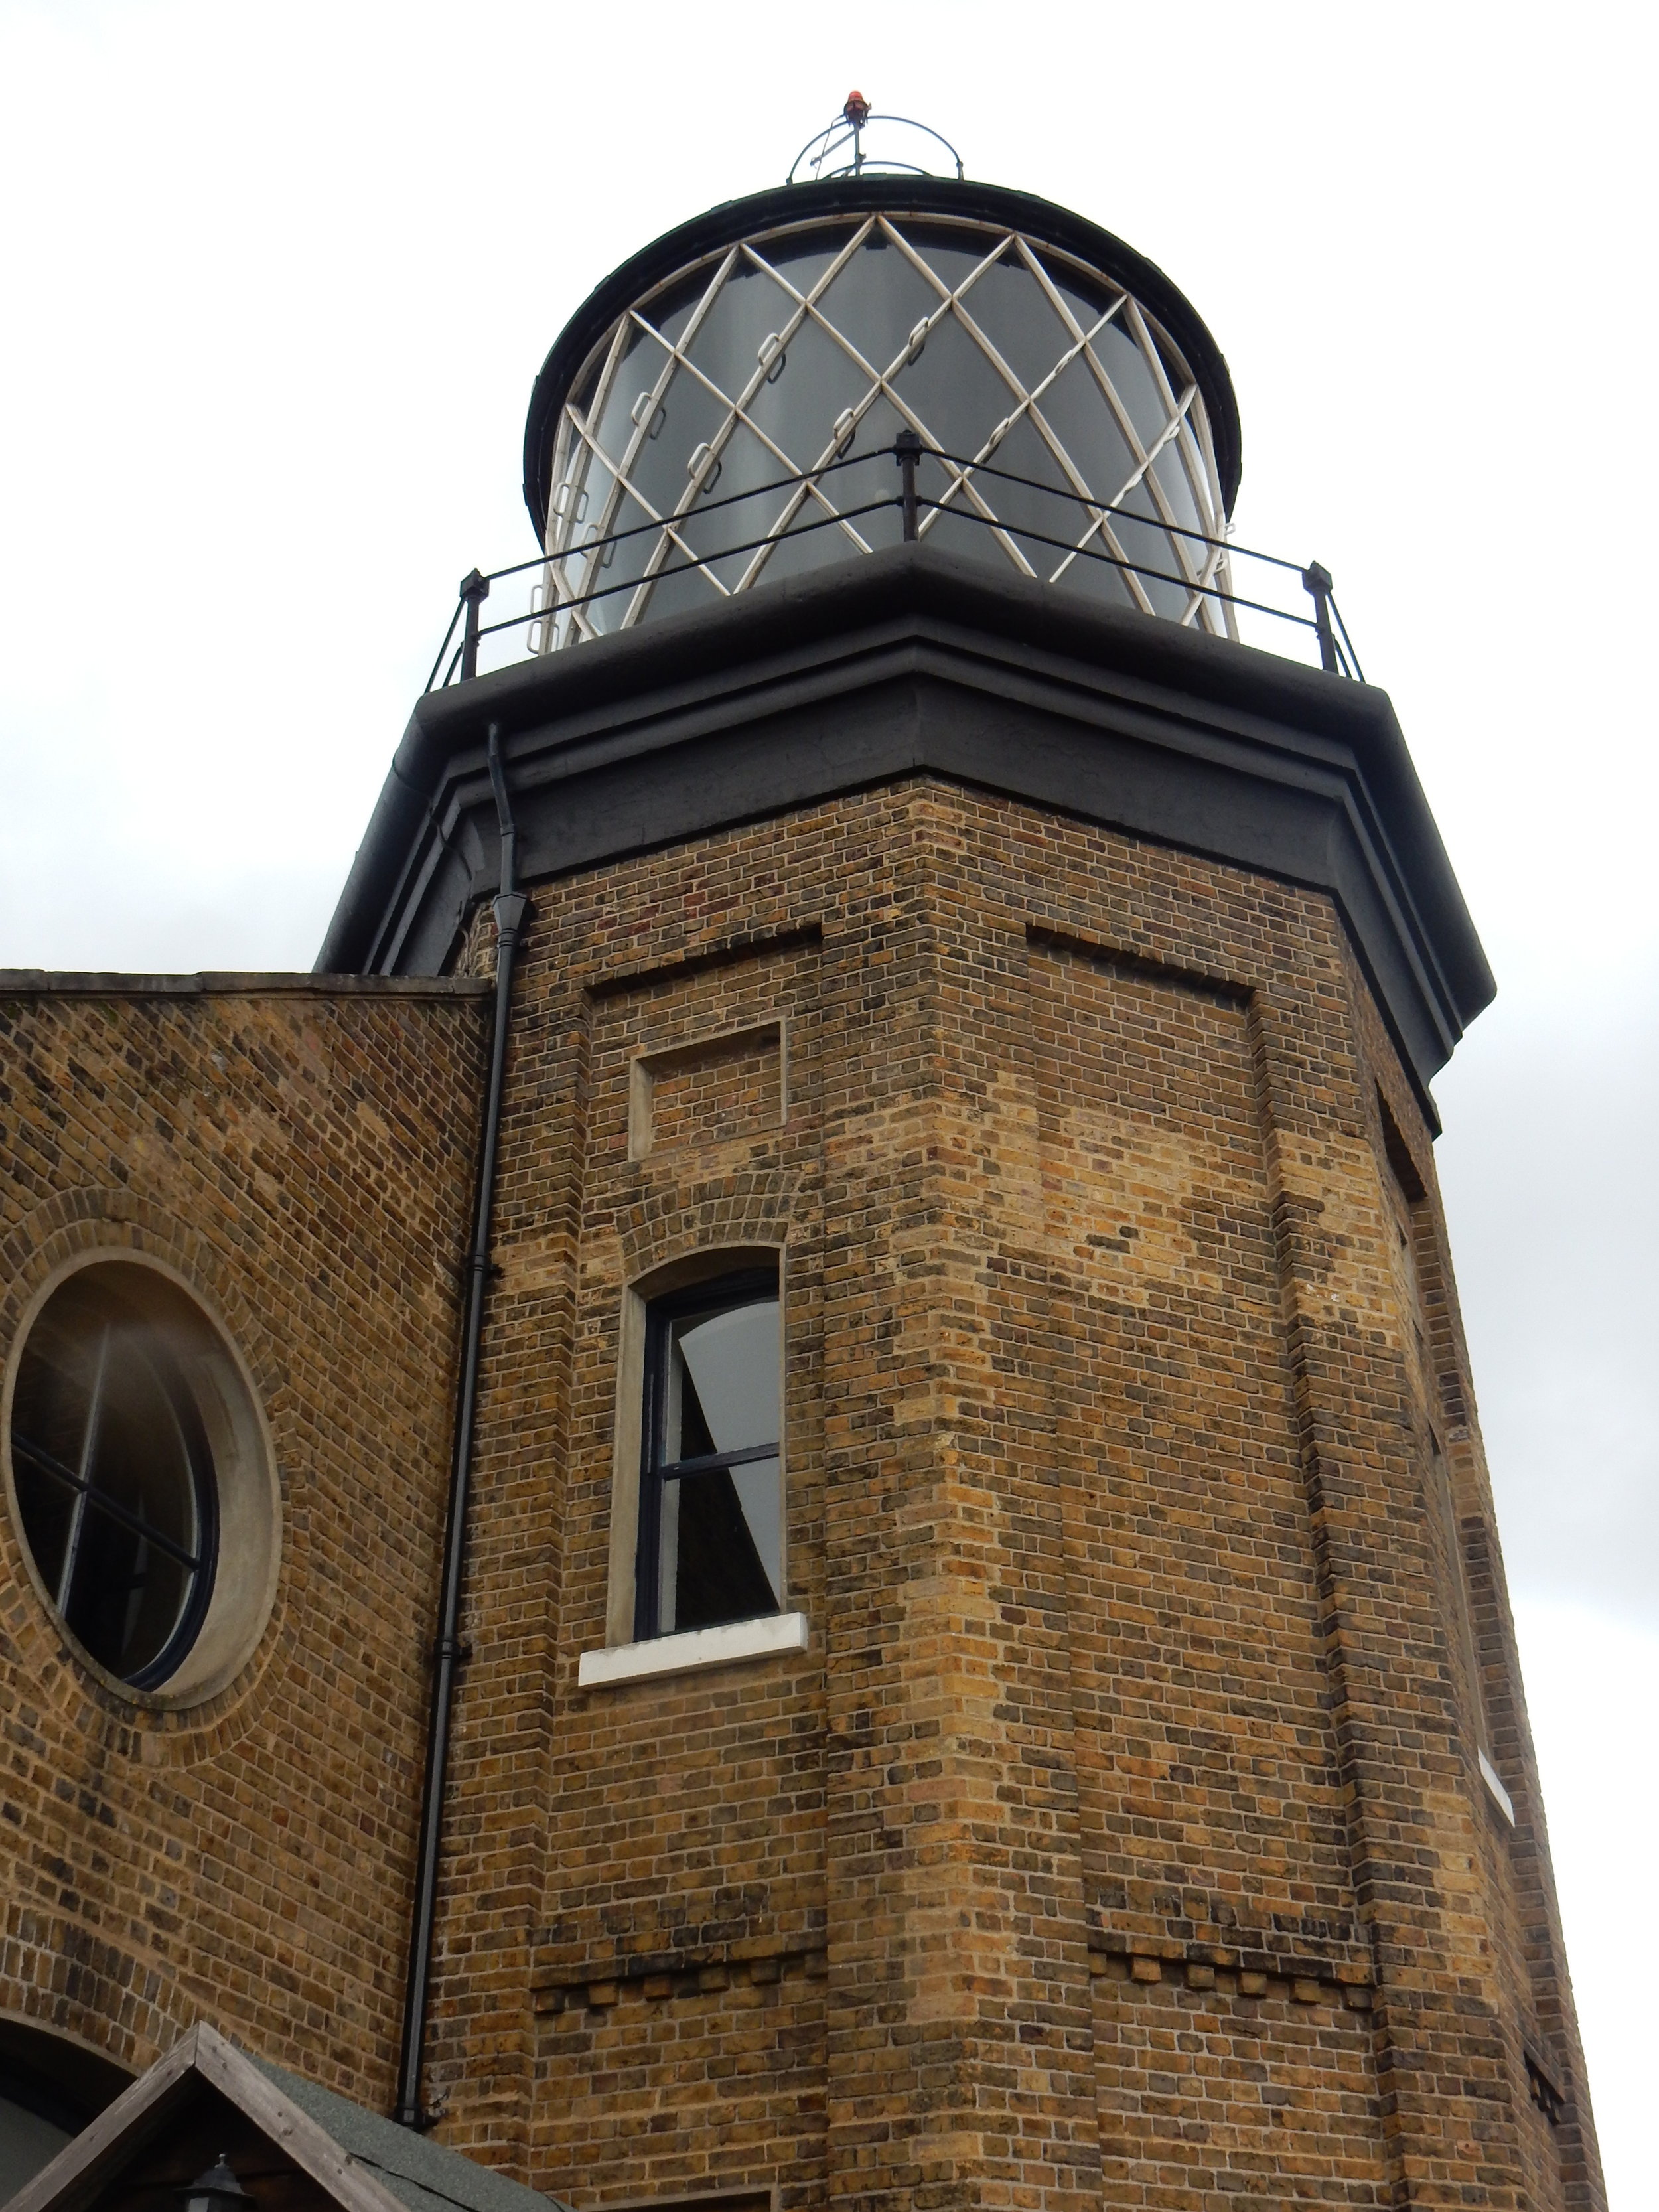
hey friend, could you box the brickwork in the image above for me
[421,929,827,2180]
[634,1022,785,1159]
[1350,965,1601,2212]
[0,764,1602,2211]
[0,977,488,2101]
[415,776,1601,2211]
[1091,1954,1389,2205]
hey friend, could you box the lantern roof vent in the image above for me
[788,92,964,183]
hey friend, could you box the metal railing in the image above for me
[426,439,1364,693]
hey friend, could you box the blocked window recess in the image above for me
[1524,2047,1565,2126]
[629,1021,787,1161]
[1375,1083,1426,1203]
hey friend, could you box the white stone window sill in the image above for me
[577,1611,810,1689]
[1479,1747,1516,1826]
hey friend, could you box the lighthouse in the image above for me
[0,99,1602,2212]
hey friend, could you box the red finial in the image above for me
[843,90,871,128]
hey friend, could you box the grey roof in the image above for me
[246,2057,574,2212]
[1,2026,579,2212]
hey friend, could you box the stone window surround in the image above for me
[0,1249,280,1710]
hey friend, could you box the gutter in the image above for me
[314,544,1492,1040]
[394,721,528,2128]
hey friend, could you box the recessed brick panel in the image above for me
[631,1023,785,1161]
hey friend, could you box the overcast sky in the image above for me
[1,1,1654,2198]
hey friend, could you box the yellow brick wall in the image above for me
[0,769,1601,2212]
[0,980,486,2102]
[420,778,1597,2211]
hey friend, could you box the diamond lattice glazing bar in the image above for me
[534,214,1233,650]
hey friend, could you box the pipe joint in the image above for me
[493,889,530,942]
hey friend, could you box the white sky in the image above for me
[1,1,1654,2199]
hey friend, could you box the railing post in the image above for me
[1301,560,1338,672]
[459,569,490,682]
[895,429,922,542]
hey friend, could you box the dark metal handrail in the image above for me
[429,439,1364,690]
[476,495,899,642]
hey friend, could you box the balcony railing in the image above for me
[426,439,1364,694]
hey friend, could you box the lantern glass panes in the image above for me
[538,213,1231,650]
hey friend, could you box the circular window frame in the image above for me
[1,1252,281,1709]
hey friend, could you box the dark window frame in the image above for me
[634,1262,782,1641]
[11,1290,220,1691]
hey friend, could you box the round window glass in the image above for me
[8,1266,222,1689]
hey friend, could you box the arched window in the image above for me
[634,1264,782,1640]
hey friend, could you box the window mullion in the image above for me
[76,1486,202,1571]
[56,1323,110,1611]
[635,1303,670,1638]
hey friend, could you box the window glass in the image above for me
[9,1268,218,1689]
[0,2033,127,2203]
[545,213,1228,646]
[0,2093,72,2201]
[638,1272,782,1639]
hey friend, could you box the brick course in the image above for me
[0,771,1603,2211]
[0,978,488,2101]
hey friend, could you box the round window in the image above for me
[5,1261,275,1698]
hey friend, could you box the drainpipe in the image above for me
[395,721,528,2128]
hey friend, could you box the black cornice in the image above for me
[318,545,1492,1122]
[522,175,1242,542]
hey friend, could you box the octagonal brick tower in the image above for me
[323,167,1603,2212]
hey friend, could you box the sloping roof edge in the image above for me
[242,2056,575,2212]
[3,2026,572,2212]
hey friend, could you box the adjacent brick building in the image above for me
[0,166,1603,2212]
